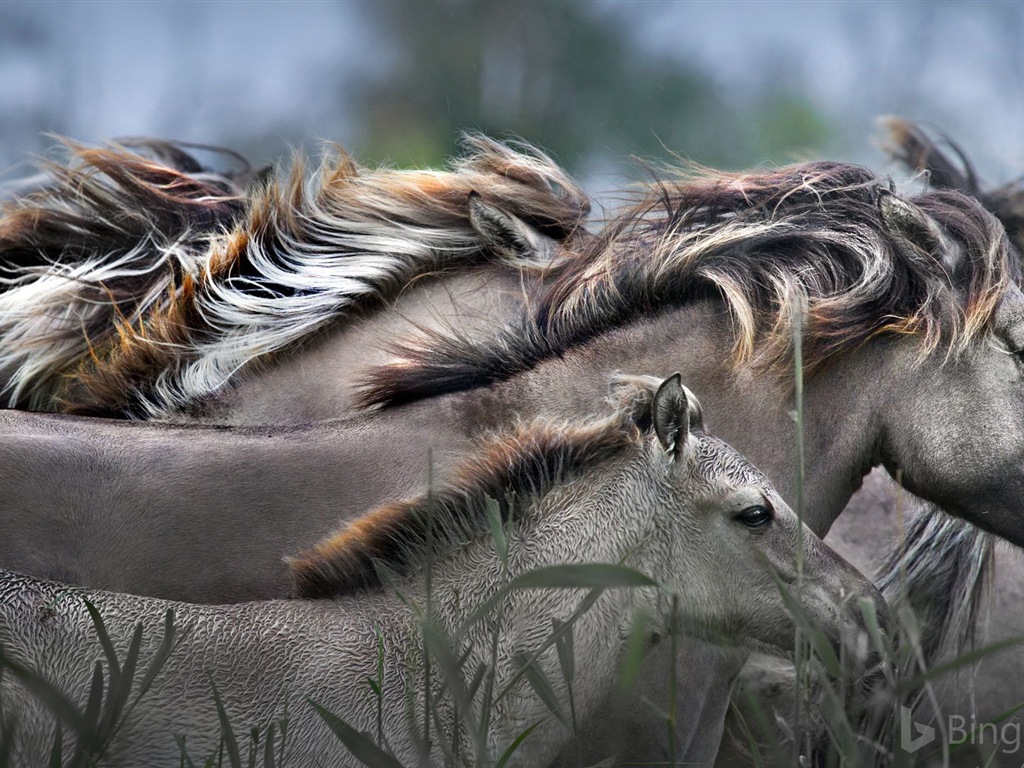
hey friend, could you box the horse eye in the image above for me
[735,505,773,529]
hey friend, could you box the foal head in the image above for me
[607,374,888,660]
[292,372,885,664]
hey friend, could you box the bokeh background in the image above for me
[2,0,1022,194]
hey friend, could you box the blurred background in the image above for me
[1,0,1022,195]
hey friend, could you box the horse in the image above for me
[714,119,1024,767]
[0,135,589,420]
[0,375,889,767]
[2,135,1021,762]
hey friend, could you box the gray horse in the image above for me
[0,135,586,419]
[2,136,1021,762]
[0,376,887,767]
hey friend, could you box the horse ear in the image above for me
[877,187,944,258]
[653,374,699,456]
[468,191,557,264]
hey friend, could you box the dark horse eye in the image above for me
[736,505,773,529]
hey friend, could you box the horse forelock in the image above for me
[50,136,589,417]
[359,161,1018,408]
[288,410,640,598]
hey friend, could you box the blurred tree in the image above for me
[348,0,830,173]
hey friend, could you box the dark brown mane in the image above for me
[0,138,249,277]
[289,412,639,598]
[882,117,1024,261]
[358,160,1016,409]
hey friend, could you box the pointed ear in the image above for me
[468,191,557,264]
[653,374,692,455]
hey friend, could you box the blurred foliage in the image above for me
[349,0,831,173]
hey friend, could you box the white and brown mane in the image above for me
[357,161,1017,408]
[0,136,589,416]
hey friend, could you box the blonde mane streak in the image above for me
[289,411,640,598]
[57,137,590,417]
[0,139,249,410]
[359,160,1021,410]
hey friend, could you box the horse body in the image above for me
[3,134,1023,762]
[0,297,965,598]
[0,379,886,767]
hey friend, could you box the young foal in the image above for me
[0,376,885,767]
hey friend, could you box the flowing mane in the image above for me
[0,136,590,416]
[0,139,252,411]
[357,161,1017,408]
[289,408,641,598]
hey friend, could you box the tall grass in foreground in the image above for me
[1,544,1022,767]
[2,329,1022,767]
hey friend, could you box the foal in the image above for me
[0,375,884,767]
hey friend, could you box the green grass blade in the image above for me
[83,600,121,692]
[494,588,604,707]
[617,610,651,696]
[209,679,243,768]
[897,636,1024,694]
[175,734,198,768]
[515,653,567,726]
[308,700,405,768]
[135,609,178,704]
[422,623,473,720]
[68,661,104,768]
[485,496,508,566]
[0,646,92,744]
[494,721,540,768]
[263,723,277,768]
[101,620,144,739]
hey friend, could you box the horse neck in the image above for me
[385,458,662,748]
[463,300,887,537]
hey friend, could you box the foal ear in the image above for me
[877,187,944,258]
[468,191,557,264]
[653,373,698,455]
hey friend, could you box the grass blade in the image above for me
[897,636,1024,694]
[515,654,567,726]
[263,723,277,768]
[209,679,243,768]
[553,619,574,686]
[494,721,540,768]
[485,496,508,565]
[0,646,92,742]
[135,609,178,703]
[175,735,198,768]
[68,661,104,768]
[308,700,404,768]
[83,601,121,692]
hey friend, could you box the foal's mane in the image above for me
[289,409,640,598]
[0,136,589,417]
[358,161,1017,408]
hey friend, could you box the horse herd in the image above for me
[0,119,1022,765]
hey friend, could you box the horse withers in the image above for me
[0,376,886,767]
